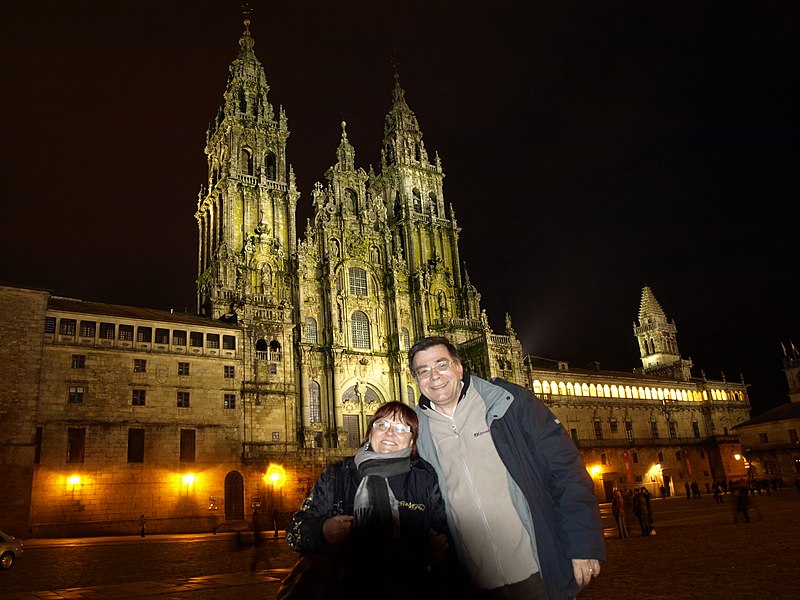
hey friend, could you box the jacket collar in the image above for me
[418,369,470,411]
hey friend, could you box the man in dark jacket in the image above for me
[410,336,605,600]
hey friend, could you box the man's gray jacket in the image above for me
[415,375,605,600]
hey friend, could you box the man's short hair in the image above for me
[408,336,461,368]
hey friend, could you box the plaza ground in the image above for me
[1,489,797,599]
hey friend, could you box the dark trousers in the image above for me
[471,573,548,600]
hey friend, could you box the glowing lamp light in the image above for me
[67,475,81,488]
[589,466,601,477]
[734,454,741,460]
[264,464,287,488]
[182,473,195,487]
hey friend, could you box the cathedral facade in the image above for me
[0,19,752,538]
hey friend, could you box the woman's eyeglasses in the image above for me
[372,420,412,434]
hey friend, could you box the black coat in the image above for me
[284,456,459,599]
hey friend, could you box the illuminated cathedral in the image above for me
[0,16,751,537]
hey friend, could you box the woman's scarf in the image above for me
[352,445,411,539]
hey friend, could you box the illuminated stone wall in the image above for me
[0,285,49,537]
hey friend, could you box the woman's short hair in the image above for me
[361,401,419,456]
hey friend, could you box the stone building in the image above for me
[732,351,800,486]
[0,17,752,537]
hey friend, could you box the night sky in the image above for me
[2,1,797,416]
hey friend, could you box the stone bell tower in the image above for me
[634,286,693,380]
[369,75,481,342]
[195,12,300,451]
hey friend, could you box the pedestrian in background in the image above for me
[139,515,146,537]
[612,489,627,539]
[633,489,648,536]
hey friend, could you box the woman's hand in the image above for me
[427,529,449,565]
[322,515,353,545]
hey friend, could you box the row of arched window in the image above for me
[642,337,677,355]
[304,315,410,354]
[532,380,743,402]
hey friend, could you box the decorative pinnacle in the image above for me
[243,3,252,31]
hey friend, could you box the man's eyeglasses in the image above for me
[413,358,453,380]
[372,420,412,434]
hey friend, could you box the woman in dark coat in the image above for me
[279,402,458,599]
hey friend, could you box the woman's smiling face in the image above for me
[369,412,413,453]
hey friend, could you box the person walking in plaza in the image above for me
[691,481,701,499]
[642,487,654,531]
[733,486,752,523]
[612,489,628,539]
[409,336,605,600]
[684,481,691,499]
[139,514,146,537]
[633,489,652,536]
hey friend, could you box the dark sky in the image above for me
[2,1,797,416]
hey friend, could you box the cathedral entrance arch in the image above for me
[224,471,245,521]
[341,384,384,448]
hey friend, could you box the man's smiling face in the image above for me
[411,344,464,416]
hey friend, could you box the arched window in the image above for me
[351,311,370,349]
[309,381,321,423]
[264,152,276,180]
[349,267,368,296]
[242,148,254,175]
[305,317,318,344]
[269,340,281,361]
[238,89,246,113]
[429,193,438,217]
[412,189,422,213]
[407,385,416,407]
[400,327,410,351]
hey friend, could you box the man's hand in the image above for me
[322,515,353,545]
[572,558,601,587]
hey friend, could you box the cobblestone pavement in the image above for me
[1,490,797,599]
[580,490,800,599]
